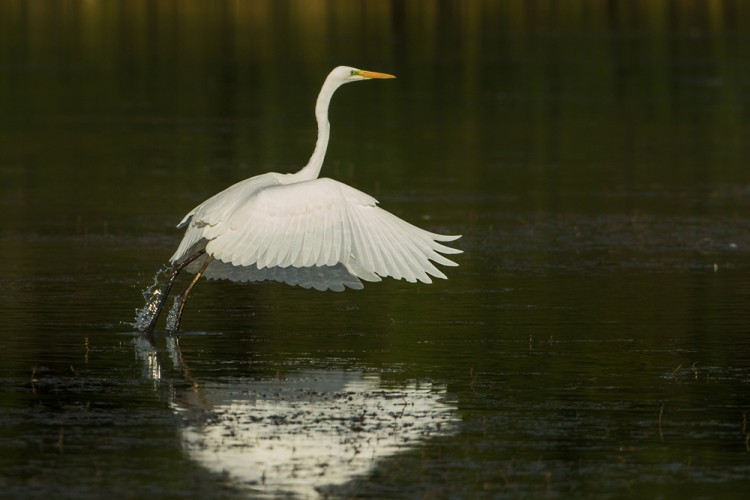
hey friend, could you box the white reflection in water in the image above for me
[134,335,161,384]
[134,336,458,497]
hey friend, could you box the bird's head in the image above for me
[331,66,396,84]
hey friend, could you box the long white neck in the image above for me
[294,75,342,182]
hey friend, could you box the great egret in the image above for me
[139,66,461,333]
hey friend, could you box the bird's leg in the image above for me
[169,255,214,332]
[140,250,206,334]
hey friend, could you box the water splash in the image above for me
[165,295,182,332]
[132,265,172,331]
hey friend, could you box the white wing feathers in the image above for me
[170,174,282,263]
[172,176,461,291]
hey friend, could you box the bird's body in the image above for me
[171,173,460,291]
[139,66,461,332]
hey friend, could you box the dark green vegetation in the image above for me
[1,1,749,497]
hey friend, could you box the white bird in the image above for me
[140,66,461,333]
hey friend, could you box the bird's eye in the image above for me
[350,70,357,76]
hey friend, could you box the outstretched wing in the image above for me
[196,177,460,286]
[197,258,366,292]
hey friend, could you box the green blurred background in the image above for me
[1,0,750,497]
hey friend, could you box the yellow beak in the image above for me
[358,70,396,79]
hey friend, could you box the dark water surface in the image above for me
[2,1,750,498]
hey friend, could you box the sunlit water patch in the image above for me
[133,336,459,497]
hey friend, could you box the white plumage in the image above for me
[140,66,461,332]
[168,66,461,294]
[171,176,461,291]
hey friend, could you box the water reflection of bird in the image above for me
[140,66,461,332]
[133,335,457,497]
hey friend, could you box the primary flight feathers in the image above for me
[139,66,460,332]
[171,177,460,291]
